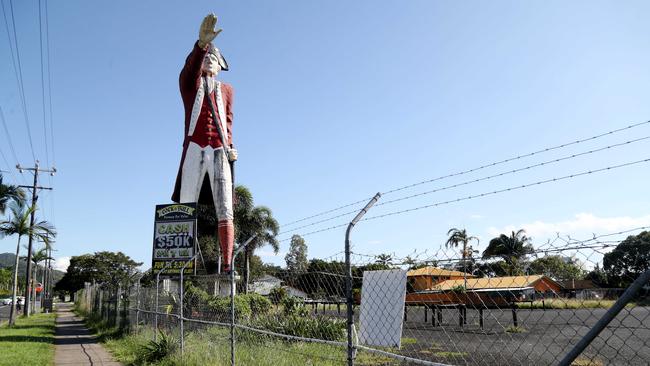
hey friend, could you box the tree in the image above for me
[234,185,279,293]
[285,235,308,273]
[0,174,25,215]
[528,255,584,281]
[55,251,142,294]
[584,264,608,287]
[0,203,55,326]
[482,229,534,275]
[603,231,650,288]
[374,253,394,267]
[445,228,479,288]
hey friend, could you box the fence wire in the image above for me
[77,230,650,366]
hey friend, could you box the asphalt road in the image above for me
[0,301,43,323]
[396,306,650,365]
[0,304,10,323]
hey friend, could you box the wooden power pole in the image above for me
[16,160,55,316]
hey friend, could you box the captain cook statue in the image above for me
[172,14,237,273]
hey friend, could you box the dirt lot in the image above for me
[395,305,650,365]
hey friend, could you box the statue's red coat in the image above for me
[172,42,234,203]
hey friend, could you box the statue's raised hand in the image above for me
[198,14,222,48]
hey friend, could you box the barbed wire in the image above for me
[279,158,650,242]
[279,120,650,229]
[278,136,650,236]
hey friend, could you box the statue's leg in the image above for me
[180,143,207,203]
[212,147,234,272]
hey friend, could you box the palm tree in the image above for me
[375,253,394,267]
[445,228,479,288]
[234,185,279,293]
[482,229,534,275]
[0,174,25,214]
[0,203,56,326]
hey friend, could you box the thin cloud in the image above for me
[487,213,650,238]
[53,256,71,272]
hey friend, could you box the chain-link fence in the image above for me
[76,227,650,366]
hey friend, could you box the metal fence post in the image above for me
[558,268,650,366]
[345,193,381,366]
[230,235,257,366]
[179,254,197,358]
[155,262,172,341]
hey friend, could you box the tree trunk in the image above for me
[9,236,22,327]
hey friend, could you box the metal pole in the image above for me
[155,262,172,341]
[345,193,381,366]
[179,254,197,358]
[230,235,256,366]
[134,270,148,333]
[558,268,650,366]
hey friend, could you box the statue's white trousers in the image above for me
[179,142,233,220]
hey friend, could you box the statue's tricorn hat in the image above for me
[208,43,229,71]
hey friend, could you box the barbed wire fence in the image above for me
[76,120,650,365]
[76,225,650,366]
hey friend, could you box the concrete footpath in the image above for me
[54,303,122,366]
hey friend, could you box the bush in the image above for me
[269,287,287,304]
[281,295,308,316]
[242,293,272,315]
[140,331,177,363]
[208,296,252,321]
[254,314,345,341]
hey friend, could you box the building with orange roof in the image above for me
[407,266,476,292]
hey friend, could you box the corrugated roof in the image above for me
[407,266,475,278]
[431,275,551,291]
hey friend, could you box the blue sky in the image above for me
[1,0,650,271]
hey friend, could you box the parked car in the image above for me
[1,296,25,305]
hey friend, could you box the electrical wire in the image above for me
[3,0,37,161]
[38,0,50,169]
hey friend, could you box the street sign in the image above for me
[152,203,197,276]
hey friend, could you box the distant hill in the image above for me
[0,252,65,285]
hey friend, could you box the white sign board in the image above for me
[358,269,407,348]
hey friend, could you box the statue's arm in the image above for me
[179,14,221,99]
[179,42,208,97]
[226,84,234,146]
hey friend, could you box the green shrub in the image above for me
[140,331,177,363]
[281,295,308,316]
[254,314,345,341]
[208,295,252,321]
[269,287,287,304]
[242,293,272,315]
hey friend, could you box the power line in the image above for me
[2,0,36,161]
[278,135,650,235]
[0,106,20,165]
[280,158,650,241]
[44,0,55,165]
[38,0,50,169]
[0,106,26,184]
[279,119,650,229]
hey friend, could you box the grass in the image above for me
[571,357,604,366]
[516,299,618,309]
[101,326,398,366]
[504,325,526,333]
[433,351,468,358]
[0,313,56,366]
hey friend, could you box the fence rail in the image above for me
[77,232,650,366]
